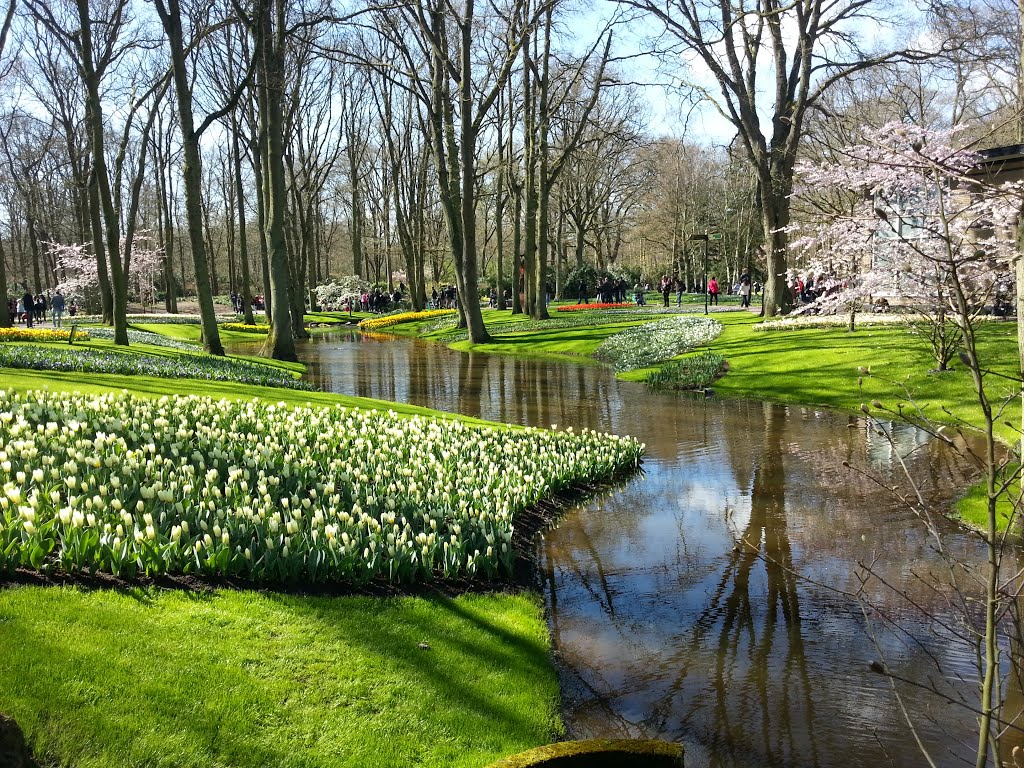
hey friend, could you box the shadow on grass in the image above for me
[0,587,556,768]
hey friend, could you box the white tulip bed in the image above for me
[594,316,723,371]
[0,390,643,584]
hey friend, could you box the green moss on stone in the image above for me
[488,739,684,768]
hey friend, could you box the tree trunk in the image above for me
[232,120,256,325]
[256,0,297,361]
[455,2,489,343]
[522,35,538,317]
[0,232,9,327]
[75,0,129,344]
[761,190,793,317]
[155,0,224,355]
[251,126,272,321]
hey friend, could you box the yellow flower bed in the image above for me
[0,327,89,343]
[221,322,271,334]
[358,309,456,331]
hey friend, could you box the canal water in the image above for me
[235,329,999,767]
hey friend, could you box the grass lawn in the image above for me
[130,322,270,346]
[0,329,563,767]
[305,311,370,326]
[0,586,559,768]
[442,310,1018,444]
[449,319,660,364]
[694,314,1021,444]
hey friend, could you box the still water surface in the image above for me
[236,329,999,767]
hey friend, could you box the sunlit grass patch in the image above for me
[0,586,560,768]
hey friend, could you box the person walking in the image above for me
[738,275,751,308]
[707,276,719,306]
[51,291,66,328]
[21,289,34,328]
[659,275,671,307]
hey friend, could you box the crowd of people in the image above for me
[788,272,843,306]
[6,289,74,327]
[230,293,266,313]
[650,273,761,308]
[430,285,458,309]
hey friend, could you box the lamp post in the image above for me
[689,231,723,315]
[689,233,708,314]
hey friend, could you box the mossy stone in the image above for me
[488,738,684,767]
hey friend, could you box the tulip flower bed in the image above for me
[555,302,634,312]
[85,326,200,351]
[358,309,456,331]
[0,328,89,343]
[0,390,643,584]
[434,314,645,342]
[221,322,271,334]
[77,313,237,324]
[0,345,312,391]
[594,315,722,371]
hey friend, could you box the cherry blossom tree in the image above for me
[790,124,1022,370]
[313,276,372,311]
[49,241,96,305]
[50,234,164,310]
[791,123,1024,768]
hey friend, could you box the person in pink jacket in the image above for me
[707,277,719,305]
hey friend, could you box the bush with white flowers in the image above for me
[0,391,643,584]
[753,313,1001,332]
[0,345,313,391]
[594,316,723,371]
[314,276,372,310]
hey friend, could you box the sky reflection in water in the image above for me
[235,329,1000,768]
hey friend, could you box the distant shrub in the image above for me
[646,352,727,391]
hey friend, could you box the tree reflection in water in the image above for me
[228,331,988,768]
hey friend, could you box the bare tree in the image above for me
[370,0,540,341]
[153,0,252,355]
[619,0,934,317]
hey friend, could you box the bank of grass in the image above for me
[130,321,272,346]
[952,464,1021,532]
[0,333,563,767]
[444,310,1022,533]
[446,312,667,364]
[688,314,1021,444]
[0,586,559,768]
[449,311,1018,444]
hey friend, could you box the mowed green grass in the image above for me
[0,325,562,768]
[0,586,560,768]
[698,314,1021,444]
[446,311,668,363]
[449,310,1018,444]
